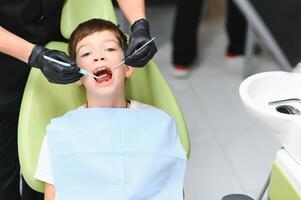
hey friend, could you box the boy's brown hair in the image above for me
[68,18,128,59]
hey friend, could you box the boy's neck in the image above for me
[85,96,128,109]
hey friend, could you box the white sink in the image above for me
[239,71,301,164]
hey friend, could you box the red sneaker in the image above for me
[226,52,237,59]
[173,65,190,78]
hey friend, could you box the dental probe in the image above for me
[92,37,156,79]
[43,55,99,78]
[110,37,156,71]
[43,37,156,79]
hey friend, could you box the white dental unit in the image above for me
[239,71,301,200]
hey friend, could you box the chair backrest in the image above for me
[18,0,190,192]
[60,0,117,39]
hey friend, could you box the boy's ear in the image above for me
[125,65,135,78]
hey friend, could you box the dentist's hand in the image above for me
[125,19,157,67]
[28,45,82,84]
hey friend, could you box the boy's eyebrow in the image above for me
[76,39,120,55]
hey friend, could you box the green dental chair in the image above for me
[222,149,301,200]
[18,0,190,192]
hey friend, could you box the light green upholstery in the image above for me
[18,0,190,193]
[60,0,117,38]
[269,162,301,200]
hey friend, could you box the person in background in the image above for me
[0,0,156,199]
[225,0,247,58]
[171,0,246,78]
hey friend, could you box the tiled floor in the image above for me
[140,2,283,200]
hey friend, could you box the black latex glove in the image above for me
[125,19,157,67]
[28,45,82,84]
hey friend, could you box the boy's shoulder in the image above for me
[129,100,173,120]
[129,100,154,109]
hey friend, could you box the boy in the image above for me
[35,18,186,200]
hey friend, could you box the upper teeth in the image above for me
[94,67,107,76]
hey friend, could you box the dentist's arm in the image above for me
[116,0,146,24]
[0,26,82,84]
[116,0,157,67]
[0,26,34,63]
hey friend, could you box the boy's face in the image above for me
[75,30,134,100]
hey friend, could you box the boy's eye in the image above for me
[106,48,117,52]
[81,52,90,57]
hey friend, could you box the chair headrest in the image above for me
[60,0,117,39]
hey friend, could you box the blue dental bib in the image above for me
[47,107,187,200]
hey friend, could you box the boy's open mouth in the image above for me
[93,67,112,83]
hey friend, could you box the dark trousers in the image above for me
[172,0,247,67]
[172,0,203,66]
[225,0,247,55]
[0,112,43,200]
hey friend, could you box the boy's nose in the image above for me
[94,57,105,62]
